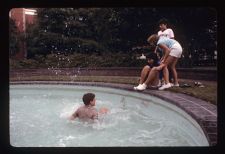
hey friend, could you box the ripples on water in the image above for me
[10,85,208,147]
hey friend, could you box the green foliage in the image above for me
[9,18,20,57]
[10,53,147,69]
[26,8,119,57]
[19,59,40,68]
[23,8,216,67]
[10,59,23,69]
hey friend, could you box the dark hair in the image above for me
[82,93,95,105]
[158,18,168,25]
[146,52,159,66]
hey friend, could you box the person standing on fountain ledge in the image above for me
[69,93,109,121]
[156,18,175,87]
[135,34,183,91]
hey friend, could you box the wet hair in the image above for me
[158,18,169,25]
[146,52,159,66]
[82,93,95,105]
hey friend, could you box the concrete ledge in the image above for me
[10,81,217,146]
[10,67,217,81]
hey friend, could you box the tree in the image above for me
[9,18,20,57]
[25,8,217,67]
[27,8,119,57]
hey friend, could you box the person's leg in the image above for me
[139,65,151,84]
[144,67,159,85]
[150,71,159,87]
[158,70,163,86]
[167,42,182,85]
[162,66,169,84]
[168,68,173,83]
[157,51,163,86]
[169,58,179,85]
[137,63,169,90]
[136,67,160,90]
[158,56,176,90]
[134,65,151,90]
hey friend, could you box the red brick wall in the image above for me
[26,14,37,24]
[10,8,37,59]
[10,8,25,32]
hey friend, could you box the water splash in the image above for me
[120,96,126,110]
[69,67,81,81]
[141,101,149,107]
[59,103,80,119]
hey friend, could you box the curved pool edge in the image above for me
[10,81,217,146]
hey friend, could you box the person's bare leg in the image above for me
[158,56,176,90]
[168,68,173,83]
[140,65,150,84]
[162,55,176,71]
[169,58,179,85]
[136,65,164,90]
[144,67,159,85]
[163,66,169,84]
[134,66,151,90]
[150,71,159,87]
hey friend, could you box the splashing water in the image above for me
[10,84,209,147]
[120,96,126,110]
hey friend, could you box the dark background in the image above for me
[9,7,217,68]
[1,0,225,154]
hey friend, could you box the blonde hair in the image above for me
[147,34,158,44]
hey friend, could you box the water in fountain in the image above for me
[120,96,126,110]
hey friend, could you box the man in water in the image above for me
[69,93,108,121]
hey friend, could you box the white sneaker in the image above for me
[173,83,179,87]
[158,83,172,90]
[136,83,147,91]
[134,84,142,90]
[157,81,162,87]
[170,83,179,87]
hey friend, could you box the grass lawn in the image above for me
[10,75,217,105]
[168,79,217,105]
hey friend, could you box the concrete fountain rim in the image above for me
[10,80,217,146]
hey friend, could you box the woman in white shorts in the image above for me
[135,34,183,91]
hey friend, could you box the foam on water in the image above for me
[60,103,80,119]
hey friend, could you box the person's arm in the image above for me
[69,111,78,120]
[91,111,98,120]
[157,44,171,64]
[154,46,158,53]
[91,107,109,122]
[160,55,165,63]
[169,29,174,39]
[99,107,109,114]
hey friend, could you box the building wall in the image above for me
[10,8,25,32]
[9,8,37,59]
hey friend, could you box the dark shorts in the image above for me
[147,64,159,69]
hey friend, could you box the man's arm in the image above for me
[91,111,98,120]
[99,107,109,114]
[69,111,78,120]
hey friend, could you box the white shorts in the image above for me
[169,42,182,58]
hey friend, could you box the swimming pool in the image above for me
[10,84,209,147]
